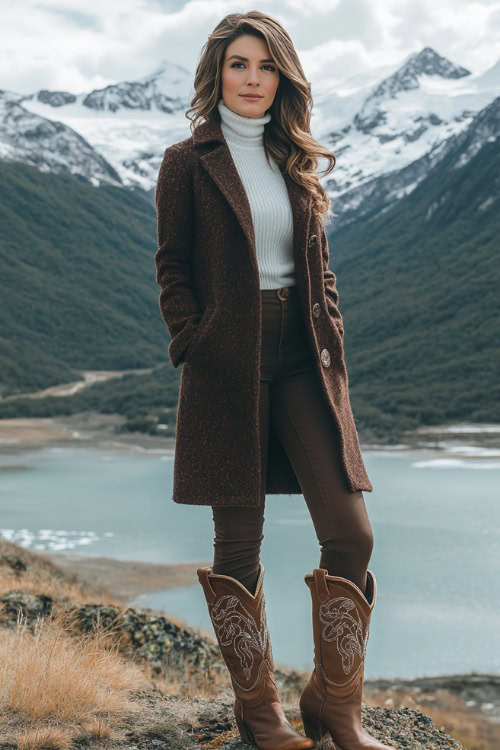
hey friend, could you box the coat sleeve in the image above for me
[154,144,203,367]
[321,225,344,336]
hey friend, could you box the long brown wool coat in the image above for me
[154,110,373,507]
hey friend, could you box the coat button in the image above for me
[312,302,321,318]
[320,348,331,367]
[308,234,317,247]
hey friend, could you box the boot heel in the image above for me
[235,716,254,745]
[300,711,329,742]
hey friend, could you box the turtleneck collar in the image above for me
[218,97,271,149]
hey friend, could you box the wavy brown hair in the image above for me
[186,10,336,226]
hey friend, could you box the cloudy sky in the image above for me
[1,0,499,95]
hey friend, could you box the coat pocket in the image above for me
[183,306,214,364]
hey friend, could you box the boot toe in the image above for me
[266,727,315,750]
[274,738,315,750]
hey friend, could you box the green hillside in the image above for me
[0,161,165,394]
[330,135,500,434]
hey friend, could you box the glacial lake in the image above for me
[1,437,499,679]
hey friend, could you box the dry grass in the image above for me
[0,540,155,747]
[0,537,237,747]
[0,538,127,608]
[16,726,73,750]
[0,601,148,747]
[148,654,232,700]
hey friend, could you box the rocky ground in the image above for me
[0,585,469,750]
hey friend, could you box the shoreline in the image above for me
[1,414,500,461]
[0,413,176,456]
[42,551,208,606]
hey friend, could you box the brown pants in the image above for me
[212,286,374,596]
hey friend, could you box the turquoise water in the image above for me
[1,443,499,678]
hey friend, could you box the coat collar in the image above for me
[192,115,312,278]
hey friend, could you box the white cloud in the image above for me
[0,0,499,94]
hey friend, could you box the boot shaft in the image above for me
[199,564,316,750]
[304,568,377,698]
[300,568,395,749]
[197,563,275,698]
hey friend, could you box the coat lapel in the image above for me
[193,115,312,279]
[199,145,256,256]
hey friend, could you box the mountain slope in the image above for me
[0,90,122,186]
[332,94,500,229]
[329,102,500,433]
[0,162,166,394]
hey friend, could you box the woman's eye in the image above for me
[231,62,276,72]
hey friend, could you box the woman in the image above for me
[154,11,392,750]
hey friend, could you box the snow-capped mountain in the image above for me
[330,93,500,228]
[0,90,122,187]
[89,59,191,113]
[1,60,193,190]
[37,60,191,113]
[1,47,499,202]
[315,47,497,196]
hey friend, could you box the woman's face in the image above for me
[221,34,280,118]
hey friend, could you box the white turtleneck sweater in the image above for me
[217,97,296,290]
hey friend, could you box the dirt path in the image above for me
[0,368,155,401]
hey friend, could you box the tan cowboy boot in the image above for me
[197,563,314,750]
[299,568,393,749]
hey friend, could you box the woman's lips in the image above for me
[241,95,263,99]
